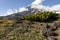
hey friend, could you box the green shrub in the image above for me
[21,11,59,22]
[57,14,60,21]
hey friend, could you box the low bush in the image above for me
[21,11,59,22]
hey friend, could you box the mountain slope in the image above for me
[7,4,44,17]
[0,20,60,40]
[0,11,60,40]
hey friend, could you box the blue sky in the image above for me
[43,0,60,6]
[0,0,60,16]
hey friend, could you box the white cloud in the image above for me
[38,4,60,12]
[32,0,44,4]
[4,9,18,16]
[50,5,60,12]
[3,7,28,16]
[6,9,15,15]
[4,7,28,16]
[18,7,28,12]
[31,0,60,12]
[56,12,60,14]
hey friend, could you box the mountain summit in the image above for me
[7,4,45,17]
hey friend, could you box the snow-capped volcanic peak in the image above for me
[6,0,60,17]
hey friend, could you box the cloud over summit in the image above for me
[32,0,44,4]
[31,0,60,12]
[18,7,28,12]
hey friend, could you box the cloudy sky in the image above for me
[0,0,60,16]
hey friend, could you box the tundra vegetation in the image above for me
[0,11,60,40]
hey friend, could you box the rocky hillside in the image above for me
[0,20,60,40]
[0,11,60,40]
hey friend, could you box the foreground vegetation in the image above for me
[21,11,60,22]
[0,19,45,40]
[0,11,60,40]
